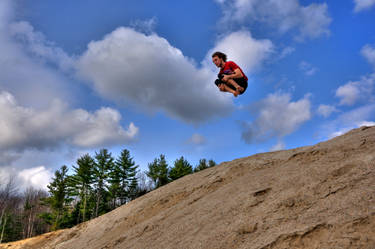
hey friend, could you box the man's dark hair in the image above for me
[212,51,227,62]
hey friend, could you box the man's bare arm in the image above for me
[222,68,243,81]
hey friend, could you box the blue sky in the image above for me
[1,0,375,190]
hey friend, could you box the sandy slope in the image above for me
[1,126,374,249]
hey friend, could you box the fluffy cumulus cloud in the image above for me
[335,74,375,106]
[317,104,338,118]
[0,166,53,191]
[361,44,375,69]
[205,30,274,73]
[327,44,375,137]
[18,166,53,190]
[216,0,331,40]
[354,0,375,12]
[322,104,375,138]
[0,0,76,108]
[335,45,375,106]
[242,92,311,143]
[77,27,233,123]
[0,91,138,152]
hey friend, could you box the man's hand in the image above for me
[222,74,230,82]
[223,69,243,82]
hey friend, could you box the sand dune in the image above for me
[1,126,374,249]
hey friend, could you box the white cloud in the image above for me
[216,0,331,40]
[299,61,318,76]
[0,0,76,108]
[335,74,375,106]
[317,104,338,118]
[188,133,206,145]
[354,0,375,12]
[328,128,351,139]
[18,166,53,191]
[204,30,274,73]
[242,92,311,143]
[0,166,53,191]
[298,3,331,40]
[9,21,75,73]
[328,120,375,138]
[321,104,375,139]
[361,44,375,69]
[270,140,285,151]
[130,17,158,34]
[336,82,361,106]
[358,121,375,126]
[77,27,233,123]
[328,121,375,139]
[0,91,138,151]
[336,46,375,106]
[339,104,375,124]
[280,46,295,59]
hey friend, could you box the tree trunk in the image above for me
[0,215,7,243]
[95,190,100,218]
[83,186,87,222]
[27,212,32,238]
[30,213,35,238]
[76,196,80,225]
[0,208,4,227]
[54,212,60,230]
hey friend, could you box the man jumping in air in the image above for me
[212,51,248,97]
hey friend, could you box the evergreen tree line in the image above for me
[0,149,216,243]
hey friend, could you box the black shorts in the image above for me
[214,74,248,94]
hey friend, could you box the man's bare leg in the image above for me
[226,79,244,93]
[219,84,238,97]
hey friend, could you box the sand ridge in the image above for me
[1,126,374,249]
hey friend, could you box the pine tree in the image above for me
[69,154,95,223]
[44,165,72,230]
[194,159,208,172]
[107,167,121,210]
[194,159,217,172]
[208,159,217,167]
[93,149,113,217]
[146,154,170,188]
[109,149,139,207]
[169,156,193,181]
[117,149,138,203]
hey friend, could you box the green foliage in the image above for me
[1,146,216,243]
[169,156,193,181]
[69,154,95,222]
[194,159,208,172]
[109,149,139,206]
[93,149,114,217]
[1,213,23,243]
[42,165,72,230]
[47,165,71,209]
[146,154,170,188]
[208,159,217,167]
[194,158,217,172]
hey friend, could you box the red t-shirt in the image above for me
[219,61,248,81]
